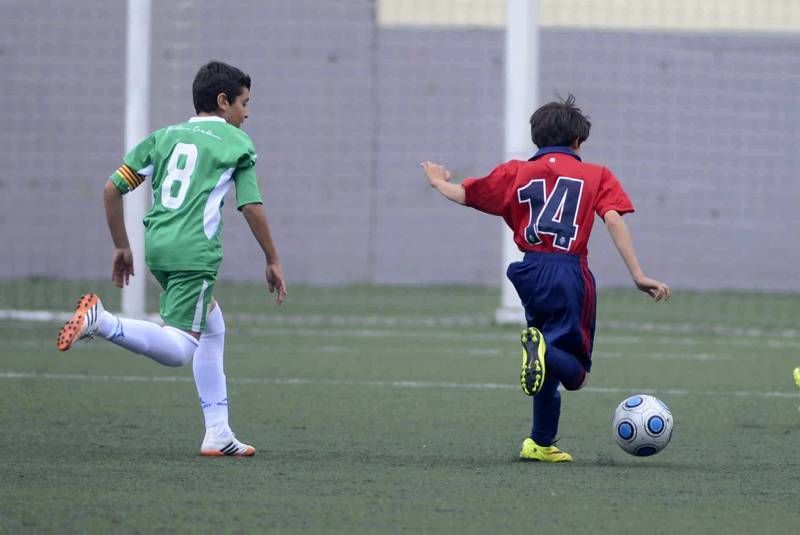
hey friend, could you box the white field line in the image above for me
[0,310,163,324]
[1,308,799,340]
[2,316,799,355]
[323,346,504,357]
[0,371,797,399]
[319,346,504,357]
[315,346,720,360]
[0,334,726,360]
[0,318,800,354]
[592,351,729,361]
[228,326,800,349]
[0,336,740,361]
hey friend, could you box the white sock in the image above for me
[192,305,229,432]
[98,311,197,367]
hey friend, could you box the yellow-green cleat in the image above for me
[519,438,572,462]
[794,367,800,411]
[520,327,547,396]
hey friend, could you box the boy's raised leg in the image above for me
[57,293,197,367]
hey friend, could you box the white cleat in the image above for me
[57,293,106,351]
[200,428,256,457]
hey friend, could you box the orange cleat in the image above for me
[57,293,104,351]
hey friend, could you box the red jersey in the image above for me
[462,147,634,257]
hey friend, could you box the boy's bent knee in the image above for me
[163,326,199,366]
[563,369,589,391]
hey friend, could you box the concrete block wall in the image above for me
[1,1,797,291]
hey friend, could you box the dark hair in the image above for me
[529,94,591,149]
[192,61,251,113]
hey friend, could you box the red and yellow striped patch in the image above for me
[116,164,144,190]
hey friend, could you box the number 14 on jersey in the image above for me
[517,177,583,251]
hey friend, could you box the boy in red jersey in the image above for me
[422,95,669,462]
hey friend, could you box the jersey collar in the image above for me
[529,146,582,161]
[188,116,227,123]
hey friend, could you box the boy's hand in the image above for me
[633,275,670,302]
[421,160,466,205]
[421,161,452,186]
[266,262,287,305]
[111,247,134,288]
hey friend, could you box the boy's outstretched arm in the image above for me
[421,161,465,205]
[241,203,287,304]
[604,210,670,301]
[104,180,135,288]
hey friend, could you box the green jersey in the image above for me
[111,116,262,272]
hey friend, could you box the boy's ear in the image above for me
[571,137,581,150]
[216,92,230,110]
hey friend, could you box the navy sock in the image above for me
[531,375,561,446]
[529,343,587,446]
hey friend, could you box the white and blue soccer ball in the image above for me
[612,394,673,457]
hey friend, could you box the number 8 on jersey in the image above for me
[162,142,198,210]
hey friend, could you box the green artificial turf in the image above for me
[1,285,798,533]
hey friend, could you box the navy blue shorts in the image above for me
[506,251,596,372]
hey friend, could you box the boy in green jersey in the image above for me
[57,61,287,457]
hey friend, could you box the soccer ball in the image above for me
[612,394,673,456]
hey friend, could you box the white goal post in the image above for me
[121,0,151,318]
[495,0,538,324]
